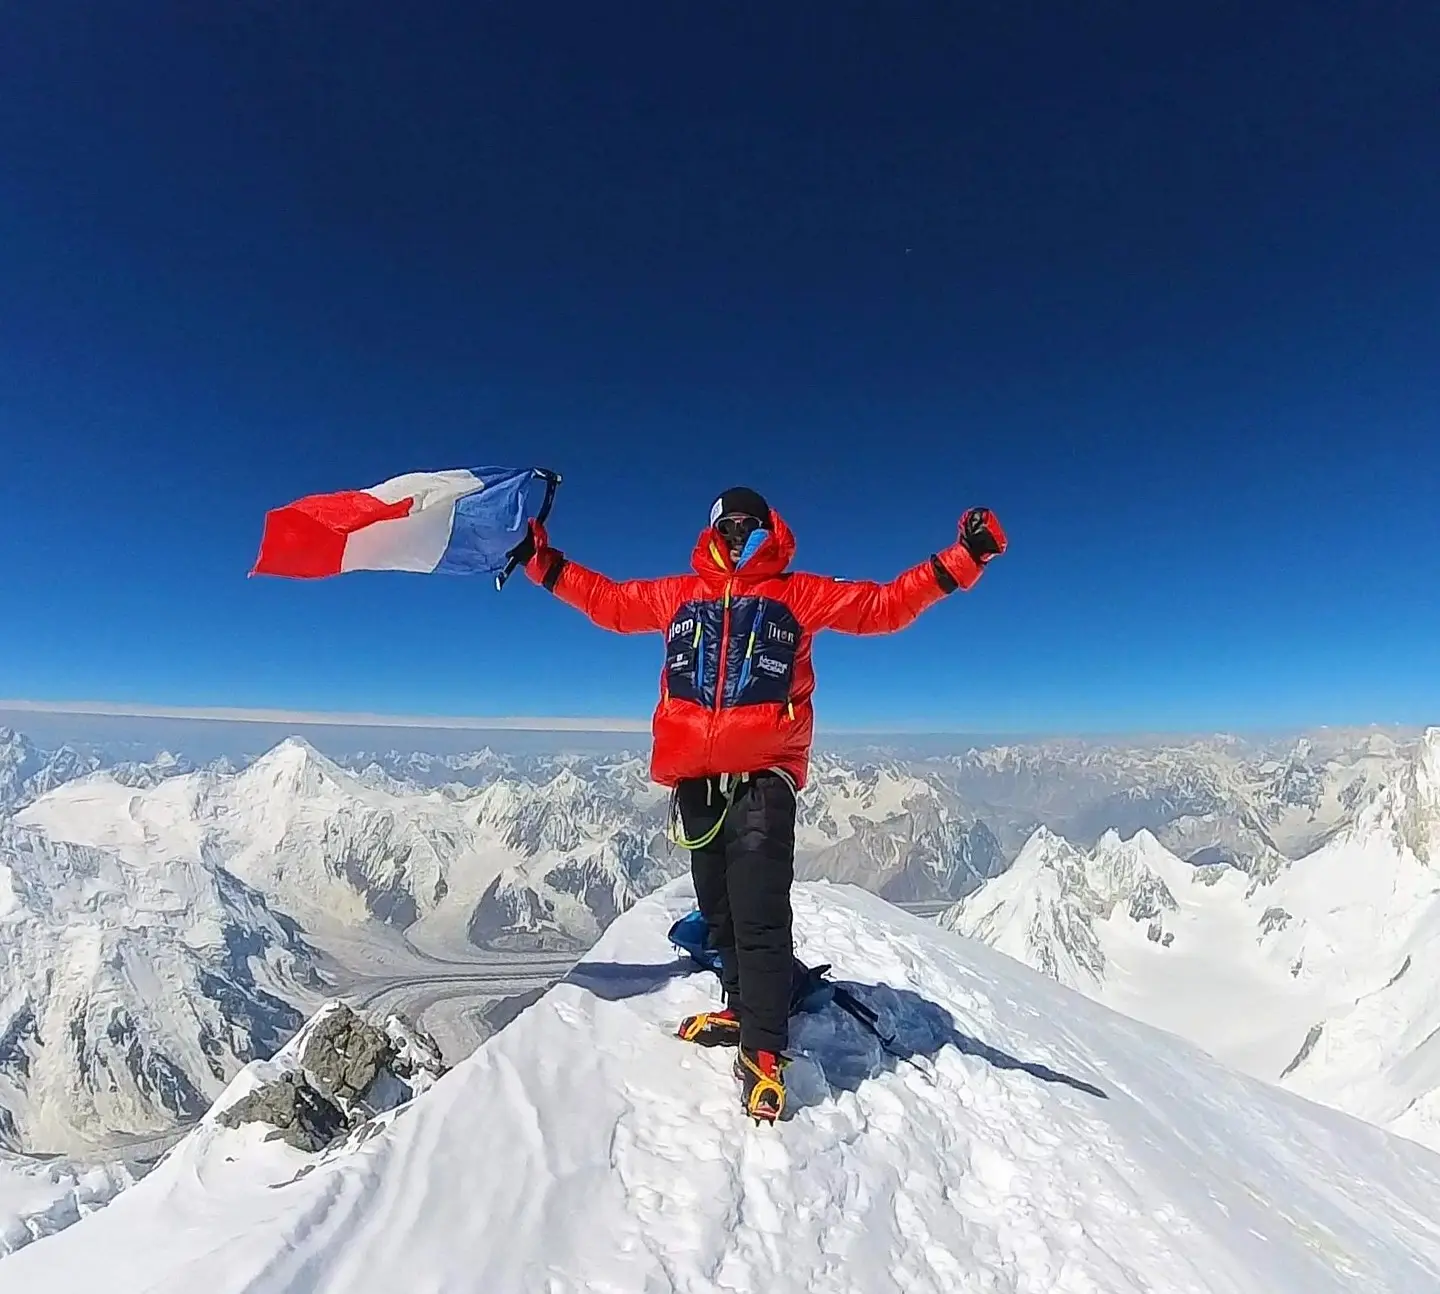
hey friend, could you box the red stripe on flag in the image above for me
[251,491,415,578]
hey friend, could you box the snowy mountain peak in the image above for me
[237,736,347,798]
[19,738,466,933]
[1011,824,1084,870]
[1094,826,1127,850]
[1095,825,1165,855]
[1415,725,1440,805]
[0,821,314,1153]
[943,827,1107,986]
[0,729,33,764]
[1087,828,1184,899]
[469,777,525,825]
[1409,730,1440,862]
[1340,729,1440,867]
[543,766,585,796]
[0,730,101,812]
[9,882,1440,1294]
[944,824,1198,994]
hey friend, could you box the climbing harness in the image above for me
[667,773,746,850]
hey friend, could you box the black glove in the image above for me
[509,520,567,590]
[959,507,1007,564]
[507,520,539,567]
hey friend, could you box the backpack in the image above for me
[666,910,897,1048]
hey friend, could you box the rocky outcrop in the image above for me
[216,1071,347,1153]
[216,1005,448,1154]
[300,1008,394,1112]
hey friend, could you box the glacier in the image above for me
[4,882,1440,1293]
[0,1152,133,1259]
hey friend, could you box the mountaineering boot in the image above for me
[677,1006,741,1047]
[734,1047,785,1124]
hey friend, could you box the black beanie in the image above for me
[710,486,772,528]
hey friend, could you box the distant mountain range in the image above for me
[943,726,1440,1151]
[0,820,316,1154]
[8,731,1022,952]
[0,722,1431,1154]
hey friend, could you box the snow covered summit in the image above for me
[16,738,469,931]
[7,883,1440,1293]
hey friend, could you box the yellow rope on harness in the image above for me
[670,807,727,851]
[669,775,742,850]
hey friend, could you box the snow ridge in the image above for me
[5,883,1440,1294]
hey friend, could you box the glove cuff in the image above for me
[525,545,567,592]
[934,543,982,593]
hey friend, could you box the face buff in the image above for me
[710,487,772,564]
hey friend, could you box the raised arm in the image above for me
[522,523,678,634]
[793,508,1006,635]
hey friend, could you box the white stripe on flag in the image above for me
[340,469,485,573]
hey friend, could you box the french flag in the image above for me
[252,466,549,579]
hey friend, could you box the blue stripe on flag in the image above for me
[434,466,538,575]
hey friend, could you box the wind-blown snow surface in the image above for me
[9,884,1440,1294]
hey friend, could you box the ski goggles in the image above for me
[714,513,764,545]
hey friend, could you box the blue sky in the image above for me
[1,4,1437,733]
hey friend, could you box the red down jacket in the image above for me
[527,511,988,789]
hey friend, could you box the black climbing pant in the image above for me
[676,771,797,1054]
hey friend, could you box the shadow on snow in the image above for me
[798,979,1108,1104]
[563,959,698,999]
[566,958,1108,1106]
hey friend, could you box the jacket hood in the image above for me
[690,510,796,581]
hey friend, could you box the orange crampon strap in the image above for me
[677,1010,737,1042]
[738,1051,786,1122]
